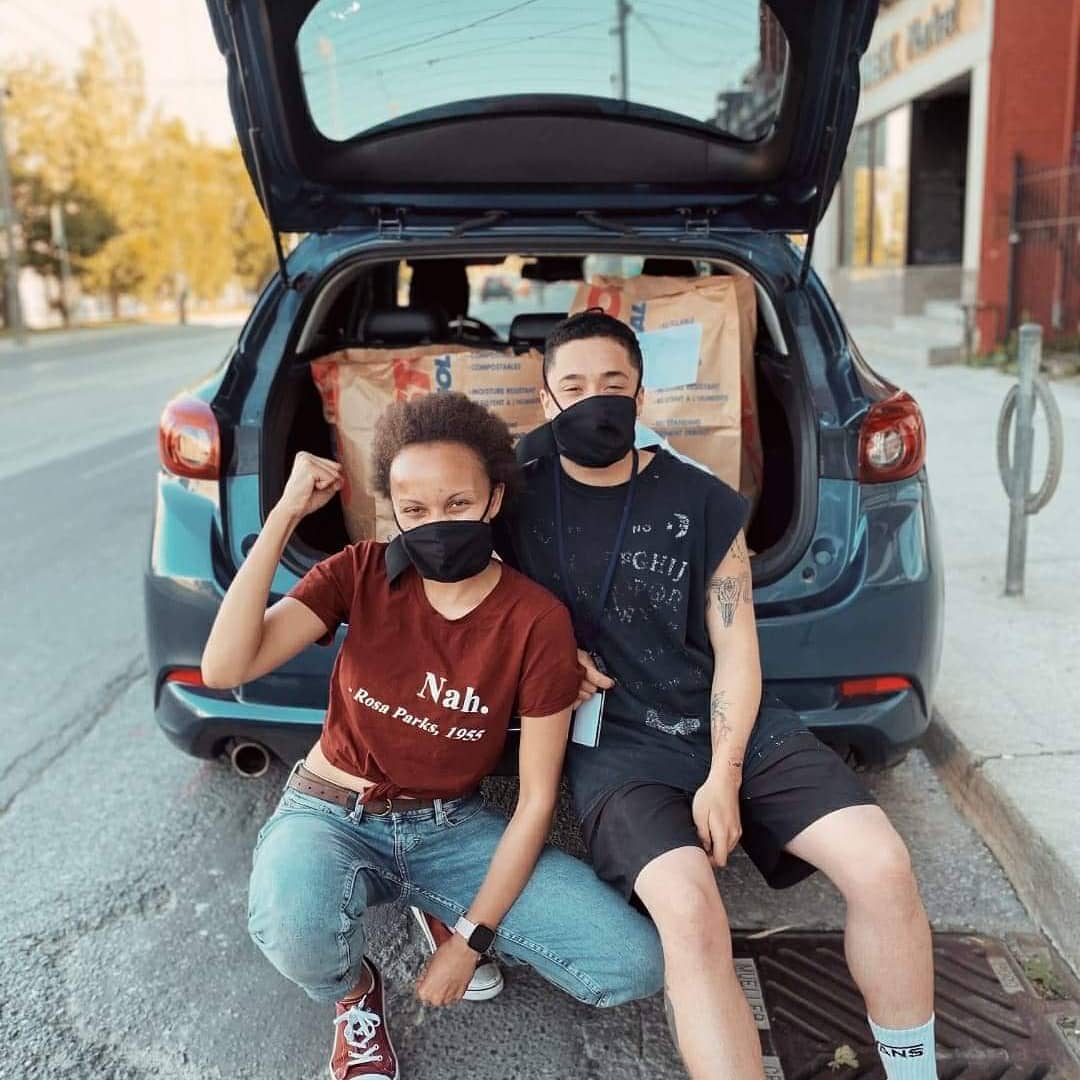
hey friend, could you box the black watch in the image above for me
[453,915,496,953]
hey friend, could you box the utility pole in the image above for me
[0,84,26,345]
[614,0,631,102]
[51,202,74,326]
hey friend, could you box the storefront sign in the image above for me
[862,0,981,90]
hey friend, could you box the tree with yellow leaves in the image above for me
[2,8,274,325]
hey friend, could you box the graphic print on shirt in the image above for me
[667,513,690,538]
[346,670,490,743]
[565,514,698,725]
[619,547,689,585]
[645,708,702,736]
[503,450,800,811]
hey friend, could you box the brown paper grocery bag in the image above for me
[569,274,762,506]
[310,345,546,541]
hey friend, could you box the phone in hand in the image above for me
[571,690,605,748]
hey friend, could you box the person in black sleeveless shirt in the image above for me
[495,312,940,1080]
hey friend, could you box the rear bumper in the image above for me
[155,676,923,774]
[145,467,942,772]
[156,681,322,763]
[774,687,925,769]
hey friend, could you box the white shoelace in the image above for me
[334,998,384,1067]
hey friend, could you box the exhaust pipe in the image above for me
[227,738,271,778]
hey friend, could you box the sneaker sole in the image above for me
[409,906,505,1002]
[463,964,505,1002]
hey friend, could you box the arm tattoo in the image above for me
[732,532,749,563]
[705,533,753,624]
[707,573,751,626]
[710,689,733,748]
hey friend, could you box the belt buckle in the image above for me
[366,796,392,816]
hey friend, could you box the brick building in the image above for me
[813,0,1080,357]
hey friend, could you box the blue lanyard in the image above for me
[552,448,638,649]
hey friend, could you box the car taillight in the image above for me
[159,394,220,479]
[858,391,926,483]
[839,676,911,700]
[164,667,206,687]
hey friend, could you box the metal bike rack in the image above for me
[998,323,1065,596]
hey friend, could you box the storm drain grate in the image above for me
[731,931,1080,1079]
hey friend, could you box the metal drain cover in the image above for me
[731,931,1080,1079]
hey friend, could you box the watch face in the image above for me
[470,923,496,953]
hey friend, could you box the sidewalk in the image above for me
[0,313,246,353]
[869,352,1080,976]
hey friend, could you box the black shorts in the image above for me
[580,730,877,901]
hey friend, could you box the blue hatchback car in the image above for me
[144,0,941,779]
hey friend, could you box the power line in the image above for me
[420,17,611,67]
[303,56,612,99]
[631,1,757,37]
[307,0,544,71]
[301,18,609,86]
[632,12,722,69]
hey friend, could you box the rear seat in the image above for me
[508,312,568,354]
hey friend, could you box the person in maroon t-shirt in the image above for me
[200,391,662,1080]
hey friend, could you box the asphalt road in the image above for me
[0,325,1042,1080]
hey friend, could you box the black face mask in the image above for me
[548,393,638,468]
[389,488,496,583]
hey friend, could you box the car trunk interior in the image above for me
[260,251,808,583]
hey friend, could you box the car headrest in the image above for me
[521,256,584,282]
[640,257,700,277]
[509,313,568,354]
[358,307,448,346]
[408,259,469,321]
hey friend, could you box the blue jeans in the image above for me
[247,760,665,1007]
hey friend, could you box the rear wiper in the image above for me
[577,210,642,237]
[449,210,511,236]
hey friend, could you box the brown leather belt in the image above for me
[288,762,438,816]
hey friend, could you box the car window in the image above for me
[296,1,788,145]
[394,255,712,339]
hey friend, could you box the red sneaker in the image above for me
[410,906,504,1001]
[330,959,399,1080]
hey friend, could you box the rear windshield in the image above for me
[296,1,788,144]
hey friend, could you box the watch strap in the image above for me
[452,914,478,942]
[453,914,495,952]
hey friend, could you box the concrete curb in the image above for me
[923,708,1080,978]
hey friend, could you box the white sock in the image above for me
[868,1013,937,1079]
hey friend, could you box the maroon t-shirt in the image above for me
[286,541,581,802]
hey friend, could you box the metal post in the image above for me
[50,201,74,325]
[0,85,26,345]
[1005,323,1040,596]
[615,0,630,102]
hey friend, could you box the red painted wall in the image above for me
[975,0,1080,350]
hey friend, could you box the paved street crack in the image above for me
[1,876,177,1080]
[0,654,148,814]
